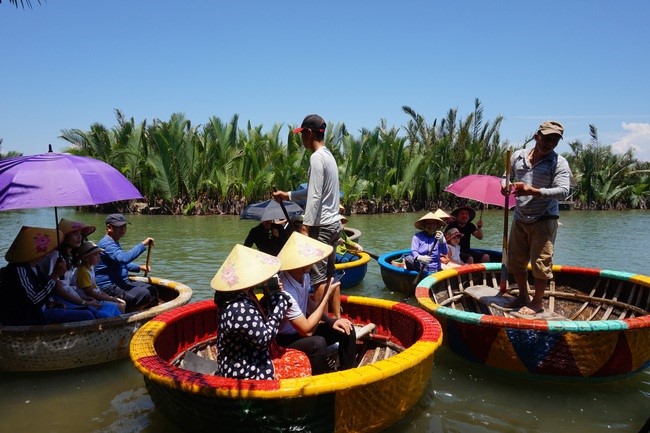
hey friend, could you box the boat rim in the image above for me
[415,262,650,333]
[0,276,193,333]
[130,295,443,399]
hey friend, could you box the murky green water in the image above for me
[1,208,648,432]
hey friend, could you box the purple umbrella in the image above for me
[0,150,142,211]
[0,149,143,243]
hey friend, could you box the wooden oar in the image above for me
[144,242,153,277]
[342,239,379,260]
[499,149,512,293]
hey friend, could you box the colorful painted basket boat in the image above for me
[130,295,442,433]
[415,263,650,380]
[0,276,192,371]
[335,251,371,290]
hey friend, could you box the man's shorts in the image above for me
[507,218,558,280]
[308,223,341,286]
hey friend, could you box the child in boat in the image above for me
[276,232,356,375]
[0,226,95,325]
[39,218,121,319]
[75,241,126,316]
[441,227,468,269]
[211,245,290,380]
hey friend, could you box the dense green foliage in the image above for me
[3,100,648,214]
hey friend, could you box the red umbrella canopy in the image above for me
[0,152,143,211]
[445,174,515,208]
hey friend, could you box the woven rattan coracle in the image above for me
[415,263,650,380]
[0,276,192,371]
[335,251,371,290]
[130,295,443,433]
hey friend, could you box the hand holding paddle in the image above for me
[142,238,154,277]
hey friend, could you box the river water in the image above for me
[0,208,648,433]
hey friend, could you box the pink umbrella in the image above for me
[444,174,515,208]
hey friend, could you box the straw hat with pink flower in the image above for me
[210,244,281,292]
[277,232,333,271]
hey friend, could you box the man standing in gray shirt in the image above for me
[503,121,572,315]
[273,114,343,318]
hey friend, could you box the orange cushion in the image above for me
[270,343,311,379]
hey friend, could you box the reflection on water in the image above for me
[0,208,648,432]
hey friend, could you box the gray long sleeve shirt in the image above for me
[290,147,341,227]
[509,148,572,223]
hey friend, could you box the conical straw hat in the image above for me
[414,212,445,230]
[431,209,451,221]
[5,226,64,264]
[58,218,96,236]
[210,244,281,292]
[277,232,333,271]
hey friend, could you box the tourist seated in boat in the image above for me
[74,241,126,315]
[445,206,493,263]
[406,212,448,274]
[441,227,466,269]
[94,213,158,312]
[243,218,289,256]
[210,244,290,380]
[38,219,122,319]
[336,214,363,263]
[0,226,95,325]
[276,232,356,375]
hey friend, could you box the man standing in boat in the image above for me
[273,114,342,318]
[503,121,572,315]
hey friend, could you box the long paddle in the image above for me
[144,242,153,277]
[342,239,379,260]
[499,149,512,293]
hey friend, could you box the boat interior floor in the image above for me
[463,285,568,320]
[177,322,403,376]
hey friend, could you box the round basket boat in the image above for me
[415,263,650,380]
[378,249,420,295]
[344,226,361,242]
[130,295,442,433]
[335,251,371,290]
[0,276,192,372]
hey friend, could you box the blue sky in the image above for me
[1,1,649,161]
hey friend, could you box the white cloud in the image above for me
[612,122,650,162]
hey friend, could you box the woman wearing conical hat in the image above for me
[211,245,290,380]
[37,219,120,319]
[275,232,356,375]
[409,212,449,274]
[0,226,95,326]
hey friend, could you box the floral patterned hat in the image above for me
[5,226,64,264]
[210,244,281,292]
[277,232,333,271]
[57,218,96,236]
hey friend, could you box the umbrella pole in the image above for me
[54,206,60,245]
[272,187,296,233]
